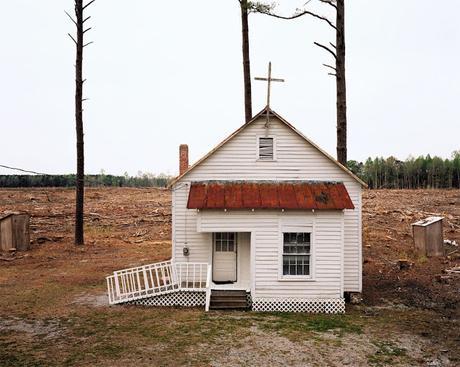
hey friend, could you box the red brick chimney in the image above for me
[179,144,189,175]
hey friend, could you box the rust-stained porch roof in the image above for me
[187,181,354,210]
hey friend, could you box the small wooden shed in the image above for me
[0,213,30,252]
[412,216,444,257]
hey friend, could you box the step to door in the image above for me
[211,290,247,297]
[209,290,249,310]
[211,296,248,303]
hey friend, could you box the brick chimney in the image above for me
[179,144,189,175]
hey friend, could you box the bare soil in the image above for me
[362,189,460,315]
[0,188,459,366]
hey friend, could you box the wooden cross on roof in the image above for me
[255,62,285,127]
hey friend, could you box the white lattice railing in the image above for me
[106,260,211,306]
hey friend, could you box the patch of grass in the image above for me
[56,308,255,366]
[367,340,407,366]
[257,312,363,338]
[0,331,55,367]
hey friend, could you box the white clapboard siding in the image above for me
[196,210,343,299]
[172,115,362,294]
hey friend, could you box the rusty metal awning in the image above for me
[187,181,354,210]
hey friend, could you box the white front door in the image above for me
[212,232,237,283]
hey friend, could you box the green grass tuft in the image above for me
[257,312,363,337]
[367,340,407,366]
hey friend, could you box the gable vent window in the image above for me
[258,137,274,160]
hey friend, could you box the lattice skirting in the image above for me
[246,292,253,308]
[251,298,345,314]
[128,291,205,308]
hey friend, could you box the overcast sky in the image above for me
[1,1,459,176]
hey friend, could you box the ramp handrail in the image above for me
[205,264,212,312]
[106,260,210,305]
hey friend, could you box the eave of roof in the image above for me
[169,107,367,188]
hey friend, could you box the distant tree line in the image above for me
[0,172,172,188]
[348,151,460,189]
[3,152,460,189]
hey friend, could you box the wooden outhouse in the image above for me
[0,213,30,252]
[412,216,444,257]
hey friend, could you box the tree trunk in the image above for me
[335,0,347,165]
[74,0,85,245]
[240,0,252,123]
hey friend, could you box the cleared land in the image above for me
[0,188,459,366]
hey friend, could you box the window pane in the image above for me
[283,233,289,244]
[282,255,310,276]
[215,232,237,252]
[283,256,289,275]
[283,232,311,255]
[283,264,289,275]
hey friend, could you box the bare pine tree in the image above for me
[239,0,252,123]
[66,0,94,245]
[334,0,346,164]
[253,0,348,165]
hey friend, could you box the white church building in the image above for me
[107,106,365,314]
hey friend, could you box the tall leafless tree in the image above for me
[66,0,94,245]
[253,0,348,165]
[334,0,346,165]
[239,0,252,123]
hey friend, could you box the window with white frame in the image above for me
[258,137,274,160]
[282,232,311,276]
[214,232,236,252]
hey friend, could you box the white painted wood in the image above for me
[171,115,362,300]
[250,231,256,297]
[194,210,344,299]
[238,232,251,290]
[212,233,237,282]
[205,264,212,312]
[107,261,209,305]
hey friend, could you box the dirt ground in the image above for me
[0,188,459,366]
[362,190,460,314]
